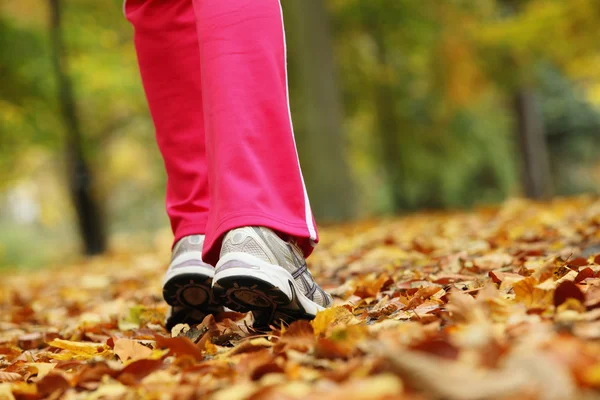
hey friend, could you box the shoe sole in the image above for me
[212,252,325,326]
[162,265,222,313]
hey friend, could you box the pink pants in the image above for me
[124,0,317,265]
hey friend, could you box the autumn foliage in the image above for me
[3,197,600,399]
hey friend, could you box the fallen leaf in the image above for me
[47,338,111,360]
[36,373,70,398]
[25,362,55,381]
[0,383,15,400]
[574,267,595,284]
[554,281,585,308]
[353,274,393,298]
[0,371,22,382]
[374,344,529,399]
[113,338,153,363]
[118,358,164,385]
[154,335,203,361]
[513,277,554,309]
[311,306,356,336]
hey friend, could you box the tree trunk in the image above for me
[369,21,408,212]
[499,0,553,200]
[48,0,106,255]
[514,88,553,199]
[283,0,356,221]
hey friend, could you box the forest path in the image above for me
[2,196,600,399]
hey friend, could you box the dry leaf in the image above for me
[554,281,585,308]
[374,344,529,400]
[25,363,55,381]
[0,372,22,383]
[47,338,111,360]
[153,335,203,361]
[513,277,554,309]
[113,338,153,363]
[311,306,356,336]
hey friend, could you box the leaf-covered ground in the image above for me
[3,197,600,399]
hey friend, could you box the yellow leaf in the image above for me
[0,383,16,400]
[512,277,554,309]
[48,339,111,360]
[86,380,129,400]
[25,363,55,381]
[583,364,600,386]
[311,306,356,336]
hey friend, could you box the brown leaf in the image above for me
[74,362,118,387]
[113,338,153,362]
[17,332,44,350]
[236,349,283,381]
[574,267,595,284]
[353,274,393,299]
[274,320,315,354]
[284,319,314,338]
[37,373,71,398]
[409,337,459,360]
[314,338,352,360]
[567,257,589,268]
[554,281,585,308]
[367,298,402,319]
[118,358,164,385]
[406,286,441,309]
[154,334,204,361]
[218,337,274,358]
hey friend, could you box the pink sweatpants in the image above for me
[124,0,318,265]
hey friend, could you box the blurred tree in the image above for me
[514,87,553,199]
[499,0,553,199]
[2,0,600,267]
[49,0,106,255]
[283,0,356,221]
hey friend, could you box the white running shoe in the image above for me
[162,234,222,330]
[212,227,332,326]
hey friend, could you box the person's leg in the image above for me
[192,0,318,265]
[125,0,209,242]
[192,0,331,323]
[125,0,220,329]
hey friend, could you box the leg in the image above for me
[192,0,318,265]
[125,0,209,242]
[125,0,220,330]
[192,0,331,324]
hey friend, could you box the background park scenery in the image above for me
[1,0,600,267]
[3,1,600,399]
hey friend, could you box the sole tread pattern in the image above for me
[163,272,223,330]
[212,274,316,328]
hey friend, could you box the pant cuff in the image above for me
[202,212,318,266]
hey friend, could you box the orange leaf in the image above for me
[154,335,204,361]
[113,338,153,362]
